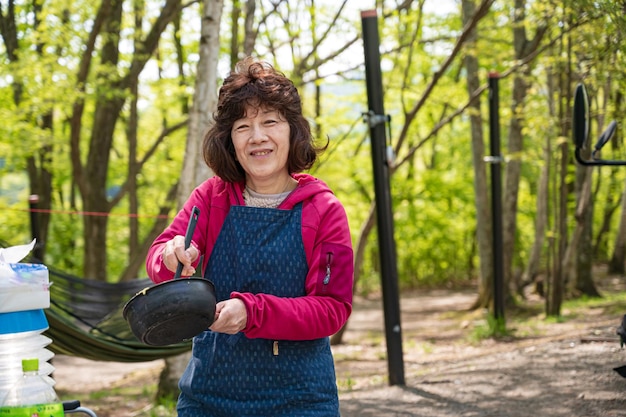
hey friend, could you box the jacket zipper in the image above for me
[323,252,333,291]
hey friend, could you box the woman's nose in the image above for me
[249,125,268,142]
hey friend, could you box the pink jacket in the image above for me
[146,173,354,341]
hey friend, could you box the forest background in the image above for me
[0,0,625,399]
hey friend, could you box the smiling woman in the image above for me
[144,56,355,416]
[231,107,294,194]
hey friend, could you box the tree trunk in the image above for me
[569,89,613,297]
[521,139,550,295]
[159,0,224,400]
[156,353,190,400]
[563,155,599,296]
[243,0,257,56]
[27,0,54,260]
[608,91,625,272]
[1,0,52,260]
[503,0,547,298]
[594,90,625,261]
[609,179,626,274]
[127,0,143,262]
[176,0,223,204]
[462,0,493,310]
[575,184,600,296]
[71,0,182,281]
[229,0,241,69]
[592,169,621,259]
[82,0,124,281]
[547,130,567,315]
[523,68,557,297]
[331,202,376,345]
[567,109,599,296]
[502,74,525,297]
[546,50,570,316]
[119,184,178,282]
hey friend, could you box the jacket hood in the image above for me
[280,173,334,209]
[229,173,333,208]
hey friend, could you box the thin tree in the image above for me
[156,0,225,400]
[0,0,53,260]
[461,0,494,310]
[69,0,184,281]
[521,69,553,296]
[501,0,547,298]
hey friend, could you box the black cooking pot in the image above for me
[123,277,216,346]
[123,206,217,346]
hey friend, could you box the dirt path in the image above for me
[52,289,626,416]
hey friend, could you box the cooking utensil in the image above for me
[573,83,623,166]
[123,206,216,346]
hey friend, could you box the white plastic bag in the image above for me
[0,240,50,313]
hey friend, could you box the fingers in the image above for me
[209,299,247,334]
[162,236,199,276]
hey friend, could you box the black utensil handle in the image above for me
[593,120,618,151]
[572,83,589,149]
[174,206,200,278]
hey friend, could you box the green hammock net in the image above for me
[44,267,191,362]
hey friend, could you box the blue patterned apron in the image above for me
[177,203,340,417]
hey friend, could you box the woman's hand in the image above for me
[210,299,248,334]
[161,235,199,276]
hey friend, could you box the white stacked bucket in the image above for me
[0,310,55,401]
[0,245,54,403]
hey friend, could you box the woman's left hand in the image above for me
[209,298,248,334]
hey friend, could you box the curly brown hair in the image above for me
[203,57,325,183]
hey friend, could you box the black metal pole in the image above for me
[361,9,405,386]
[488,72,504,321]
[28,194,44,263]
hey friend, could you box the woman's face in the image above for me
[231,105,292,192]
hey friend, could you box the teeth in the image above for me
[252,151,270,156]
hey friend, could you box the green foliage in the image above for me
[1,0,625,294]
[0,0,196,280]
[151,394,178,416]
[393,156,477,287]
[0,173,31,246]
[469,313,509,342]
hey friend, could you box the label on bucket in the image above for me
[0,403,64,417]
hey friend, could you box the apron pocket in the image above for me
[276,339,338,407]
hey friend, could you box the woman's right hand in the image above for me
[209,299,248,334]
[161,235,199,276]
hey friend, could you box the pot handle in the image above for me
[174,205,200,279]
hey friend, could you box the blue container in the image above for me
[0,309,48,335]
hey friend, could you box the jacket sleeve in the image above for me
[145,183,213,284]
[232,193,354,340]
